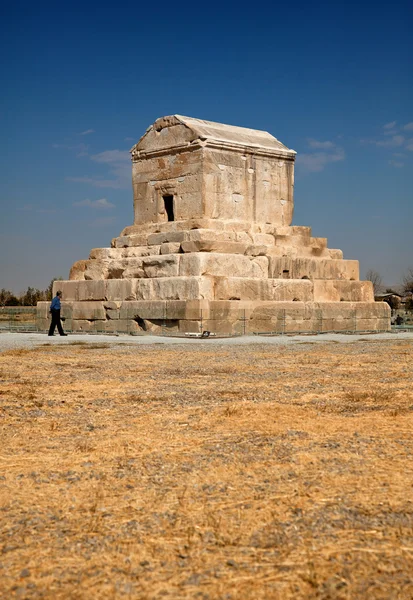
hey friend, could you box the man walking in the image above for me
[48,291,67,336]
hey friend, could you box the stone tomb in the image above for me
[37,115,390,333]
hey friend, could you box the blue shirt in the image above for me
[50,296,61,310]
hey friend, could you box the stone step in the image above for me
[268,257,359,280]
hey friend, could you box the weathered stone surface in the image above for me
[313,280,374,303]
[142,255,180,278]
[160,242,181,254]
[121,258,145,279]
[245,245,268,256]
[132,277,214,301]
[52,281,79,301]
[122,245,160,258]
[215,278,313,302]
[105,280,135,301]
[119,301,166,320]
[180,240,248,254]
[69,260,88,281]
[268,257,359,280]
[84,260,109,280]
[180,253,268,278]
[329,249,344,260]
[72,302,106,321]
[252,233,275,246]
[77,281,106,301]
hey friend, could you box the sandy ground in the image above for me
[1,335,413,599]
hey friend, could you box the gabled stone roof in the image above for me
[174,115,293,153]
[131,115,295,158]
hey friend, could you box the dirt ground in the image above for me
[1,338,412,599]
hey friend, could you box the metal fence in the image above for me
[0,307,407,336]
[0,307,39,332]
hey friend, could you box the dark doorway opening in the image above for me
[163,195,174,221]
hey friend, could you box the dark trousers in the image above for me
[48,309,65,336]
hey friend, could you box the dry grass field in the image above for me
[1,338,413,599]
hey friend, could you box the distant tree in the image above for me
[0,289,20,306]
[402,268,413,295]
[20,286,46,306]
[365,269,383,296]
[0,289,12,307]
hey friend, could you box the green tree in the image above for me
[20,286,46,306]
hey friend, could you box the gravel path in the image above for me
[1,330,412,351]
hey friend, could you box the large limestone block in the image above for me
[104,301,120,320]
[329,249,344,260]
[160,242,181,254]
[121,257,145,279]
[310,237,329,256]
[52,281,79,301]
[107,261,128,279]
[112,234,149,248]
[355,318,390,332]
[122,246,161,258]
[60,303,74,320]
[312,302,356,318]
[84,260,109,280]
[214,278,313,302]
[91,246,160,260]
[72,320,95,332]
[132,276,214,301]
[78,280,107,301]
[147,231,188,246]
[104,319,132,334]
[354,301,390,318]
[245,245,268,256]
[235,231,254,243]
[290,226,312,240]
[196,319,238,334]
[119,301,166,320]
[179,253,268,278]
[119,299,210,320]
[130,279,154,301]
[252,233,275,246]
[105,280,135,301]
[310,302,389,330]
[180,240,248,254]
[72,301,106,320]
[200,230,237,242]
[207,300,256,320]
[69,260,88,280]
[313,280,374,302]
[142,255,180,278]
[251,301,307,321]
[90,248,122,260]
[166,300,210,319]
[268,257,359,280]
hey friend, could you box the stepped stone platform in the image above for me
[37,115,390,334]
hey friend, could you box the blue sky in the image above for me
[1,0,412,292]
